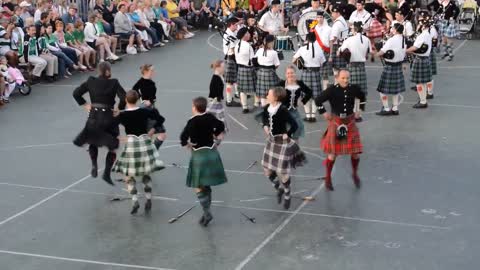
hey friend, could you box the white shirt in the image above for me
[293,42,326,67]
[339,33,370,62]
[413,30,432,57]
[223,28,237,55]
[429,26,438,40]
[380,34,406,63]
[302,6,324,14]
[392,20,414,37]
[84,22,98,43]
[255,48,280,66]
[314,23,331,51]
[330,16,349,42]
[236,40,255,66]
[258,11,284,35]
[348,9,372,30]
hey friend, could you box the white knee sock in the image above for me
[380,93,390,110]
[392,94,399,111]
[417,84,427,104]
[240,92,248,109]
[427,80,434,95]
[226,84,233,102]
[304,99,312,118]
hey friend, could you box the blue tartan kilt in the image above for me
[301,69,322,97]
[320,53,333,79]
[237,65,256,94]
[410,56,432,84]
[440,20,458,38]
[430,50,437,76]
[256,68,280,97]
[331,44,348,70]
[289,109,304,139]
[377,62,405,95]
[225,57,237,84]
[348,62,368,94]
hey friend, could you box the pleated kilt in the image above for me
[440,19,458,38]
[321,115,363,155]
[186,146,228,188]
[262,135,306,174]
[301,68,322,97]
[348,62,368,94]
[410,56,432,84]
[113,135,165,177]
[225,56,237,84]
[73,106,119,150]
[320,52,333,79]
[289,109,304,139]
[331,44,348,70]
[207,99,228,131]
[256,67,280,97]
[237,65,256,94]
[430,50,437,76]
[377,62,405,95]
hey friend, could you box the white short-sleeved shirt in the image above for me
[258,11,284,35]
[235,40,255,66]
[223,28,238,55]
[293,42,326,67]
[429,26,438,40]
[413,30,432,57]
[339,33,370,62]
[314,23,331,50]
[348,9,372,30]
[302,7,324,14]
[255,48,281,66]
[380,34,407,63]
[391,20,414,37]
[330,16,349,42]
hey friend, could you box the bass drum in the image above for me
[297,10,333,41]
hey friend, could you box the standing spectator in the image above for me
[114,3,147,54]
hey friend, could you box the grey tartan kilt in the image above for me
[113,135,165,177]
[301,69,322,97]
[262,135,306,174]
[430,50,437,76]
[320,53,333,79]
[207,100,228,131]
[237,65,256,94]
[225,57,237,84]
[440,20,458,38]
[348,62,368,94]
[331,44,348,70]
[377,62,405,94]
[256,68,280,97]
[410,56,432,84]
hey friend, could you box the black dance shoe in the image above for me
[130,201,140,215]
[427,93,434,99]
[391,110,399,116]
[375,108,392,116]
[412,102,428,109]
[145,199,152,212]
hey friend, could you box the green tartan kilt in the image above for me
[186,146,228,188]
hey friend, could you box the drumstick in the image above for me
[168,205,196,224]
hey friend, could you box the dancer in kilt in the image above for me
[235,27,257,113]
[223,17,241,107]
[329,6,349,81]
[292,32,325,122]
[278,65,313,141]
[339,21,370,122]
[439,0,459,61]
[313,11,333,91]
[376,23,407,116]
[207,60,228,131]
[261,86,305,209]
[255,34,280,107]
[73,62,126,185]
[315,70,366,191]
[180,97,227,227]
[113,90,166,214]
[132,64,166,149]
[406,19,432,109]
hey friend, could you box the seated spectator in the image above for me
[0,55,26,102]
[34,0,49,23]
[49,10,63,29]
[64,22,97,71]
[13,6,25,28]
[62,4,81,25]
[249,0,267,15]
[143,0,169,43]
[44,24,78,77]
[94,0,115,34]
[0,18,19,66]
[52,21,80,67]
[206,0,221,17]
[153,0,175,38]
[2,0,15,19]
[34,11,50,38]
[56,22,88,70]
[36,26,59,81]
[136,1,165,46]
[127,3,156,49]
[22,25,48,83]
[22,0,35,17]
[165,0,195,38]
[190,0,211,28]
[114,3,148,54]
[10,17,24,66]
[52,0,68,17]
[19,2,33,23]
[94,11,118,55]
[178,0,191,19]
[84,13,120,61]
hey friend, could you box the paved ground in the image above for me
[0,31,479,270]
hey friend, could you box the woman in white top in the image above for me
[84,13,119,62]
[255,34,280,107]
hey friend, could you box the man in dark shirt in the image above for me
[315,69,366,191]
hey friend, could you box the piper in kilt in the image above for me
[278,65,313,141]
[261,87,306,210]
[255,34,280,107]
[223,17,242,107]
[315,70,366,191]
[375,23,406,116]
[235,27,257,113]
[180,97,227,227]
[329,6,349,80]
[406,19,433,109]
[339,21,370,122]
[313,11,333,91]
[73,62,126,186]
[207,60,229,132]
[425,18,439,100]
[439,0,459,61]
[132,64,167,149]
[113,90,166,214]
[292,32,326,122]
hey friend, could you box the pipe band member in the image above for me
[255,34,280,107]
[223,17,242,107]
[73,62,126,185]
[328,5,349,78]
[235,27,257,113]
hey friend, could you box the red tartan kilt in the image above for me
[320,115,363,155]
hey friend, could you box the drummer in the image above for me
[328,5,349,82]
[313,10,332,91]
[258,0,289,36]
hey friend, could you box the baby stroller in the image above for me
[458,0,478,39]
[1,66,31,103]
